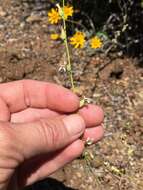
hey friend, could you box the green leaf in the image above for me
[96,31,108,41]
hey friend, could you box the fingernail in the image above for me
[63,114,85,136]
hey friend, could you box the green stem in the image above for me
[62,0,75,90]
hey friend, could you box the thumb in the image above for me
[12,114,85,159]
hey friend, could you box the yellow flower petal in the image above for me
[48,8,61,24]
[90,36,102,49]
[70,31,85,48]
[50,33,59,40]
[63,5,73,20]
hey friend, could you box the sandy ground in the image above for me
[0,1,143,190]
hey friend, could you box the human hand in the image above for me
[0,80,104,190]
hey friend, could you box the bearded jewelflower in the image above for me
[48,8,61,24]
[70,31,85,48]
[48,5,73,24]
[63,5,73,20]
[90,36,102,49]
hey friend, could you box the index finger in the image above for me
[0,80,79,113]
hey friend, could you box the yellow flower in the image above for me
[48,8,61,24]
[70,31,85,48]
[90,36,102,49]
[48,5,74,24]
[63,5,73,20]
[50,33,60,40]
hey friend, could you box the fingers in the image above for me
[12,114,85,159]
[11,108,60,123]
[82,125,104,143]
[11,103,104,146]
[12,110,104,144]
[78,104,104,127]
[0,80,79,113]
[18,140,84,187]
[18,125,104,187]
[0,79,104,130]
[11,104,104,127]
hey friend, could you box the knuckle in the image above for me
[0,124,13,150]
[38,118,68,150]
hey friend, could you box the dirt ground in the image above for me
[0,1,143,190]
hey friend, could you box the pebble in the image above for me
[76,172,82,178]
[0,7,7,17]
[0,77,4,83]
[90,155,104,168]
[26,14,42,23]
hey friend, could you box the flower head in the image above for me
[48,8,61,24]
[90,36,102,49]
[70,31,85,48]
[63,5,73,20]
[50,33,60,40]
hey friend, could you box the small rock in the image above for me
[135,104,143,117]
[0,76,4,83]
[139,118,143,127]
[90,155,104,168]
[26,14,42,23]
[0,7,7,17]
[76,172,82,178]
[50,169,65,182]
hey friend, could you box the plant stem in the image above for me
[62,0,75,90]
